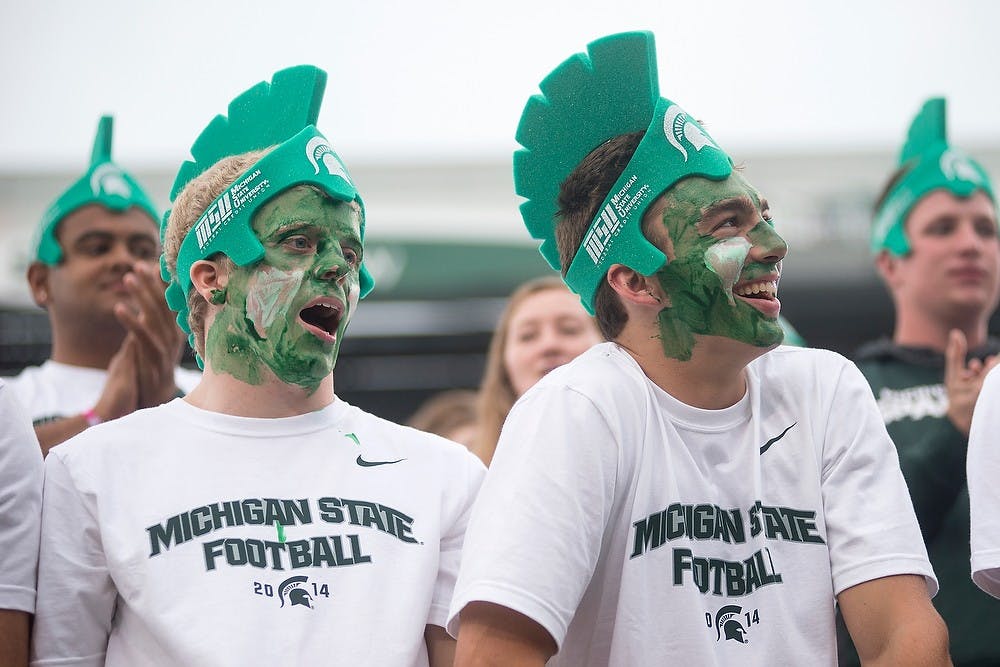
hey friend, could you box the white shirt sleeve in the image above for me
[30,449,116,666]
[0,381,42,613]
[820,359,936,596]
[429,449,486,629]
[969,364,1000,598]
[447,386,619,649]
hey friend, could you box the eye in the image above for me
[77,239,111,257]
[282,235,314,252]
[713,216,740,233]
[974,218,998,238]
[341,246,361,267]
[129,239,159,260]
[924,219,956,236]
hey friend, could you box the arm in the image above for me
[838,574,950,666]
[0,384,41,667]
[425,624,457,667]
[31,452,116,665]
[968,365,1000,597]
[454,602,555,667]
[0,610,29,667]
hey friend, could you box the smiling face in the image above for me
[204,186,362,391]
[889,190,1000,323]
[647,172,787,360]
[39,204,160,318]
[502,286,602,397]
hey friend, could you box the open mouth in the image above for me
[298,298,343,343]
[733,280,778,301]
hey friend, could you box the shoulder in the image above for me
[338,402,485,474]
[751,345,856,382]
[48,401,179,472]
[530,342,646,401]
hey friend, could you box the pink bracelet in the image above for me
[82,408,103,427]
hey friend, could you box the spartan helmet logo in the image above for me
[278,575,313,609]
[305,136,352,183]
[664,104,721,163]
[89,163,132,198]
[715,604,748,644]
[940,149,983,185]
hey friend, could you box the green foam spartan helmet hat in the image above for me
[34,116,159,265]
[162,65,374,361]
[514,31,734,314]
[872,97,995,256]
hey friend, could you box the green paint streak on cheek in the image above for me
[245,267,305,338]
[704,237,750,306]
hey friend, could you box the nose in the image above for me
[747,221,788,265]
[954,221,987,255]
[315,248,351,284]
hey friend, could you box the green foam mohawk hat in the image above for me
[514,31,733,313]
[162,65,374,362]
[872,97,995,255]
[34,116,159,264]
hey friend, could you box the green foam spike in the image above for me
[90,116,114,164]
[900,97,946,164]
[514,31,659,271]
[169,66,327,202]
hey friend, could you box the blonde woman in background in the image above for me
[474,276,602,465]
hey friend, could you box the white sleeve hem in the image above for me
[833,555,937,598]
[447,582,568,651]
[0,584,35,613]
[971,550,1000,598]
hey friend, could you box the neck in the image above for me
[893,306,990,352]
[185,362,336,417]
[47,312,126,368]
[616,318,763,409]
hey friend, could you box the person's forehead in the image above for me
[909,189,996,223]
[509,288,584,326]
[252,186,361,238]
[57,204,159,242]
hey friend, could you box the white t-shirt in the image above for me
[6,360,201,424]
[968,364,1000,598]
[32,398,485,667]
[0,379,43,613]
[449,343,934,666]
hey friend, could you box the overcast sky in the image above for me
[2,0,998,172]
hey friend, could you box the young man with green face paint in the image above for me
[841,98,1000,665]
[31,67,485,667]
[450,32,947,667]
[4,116,199,455]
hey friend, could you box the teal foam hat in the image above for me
[34,116,159,264]
[872,97,995,256]
[514,31,733,313]
[162,65,374,361]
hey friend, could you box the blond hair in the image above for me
[473,276,578,465]
[163,149,271,356]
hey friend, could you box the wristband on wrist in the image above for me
[82,407,103,427]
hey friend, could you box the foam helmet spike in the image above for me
[514,31,733,313]
[161,65,374,365]
[871,97,995,256]
[33,115,160,265]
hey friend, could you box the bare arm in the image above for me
[425,624,457,667]
[454,602,556,667]
[838,574,950,667]
[0,609,29,667]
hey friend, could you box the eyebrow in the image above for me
[72,230,157,246]
[695,197,757,231]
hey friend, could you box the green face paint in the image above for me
[652,173,786,360]
[205,186,362,392]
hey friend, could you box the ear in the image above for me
[26,262,51,309]
[606,264,664,308]
[189,259,229,303]
[874,250,902,289]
